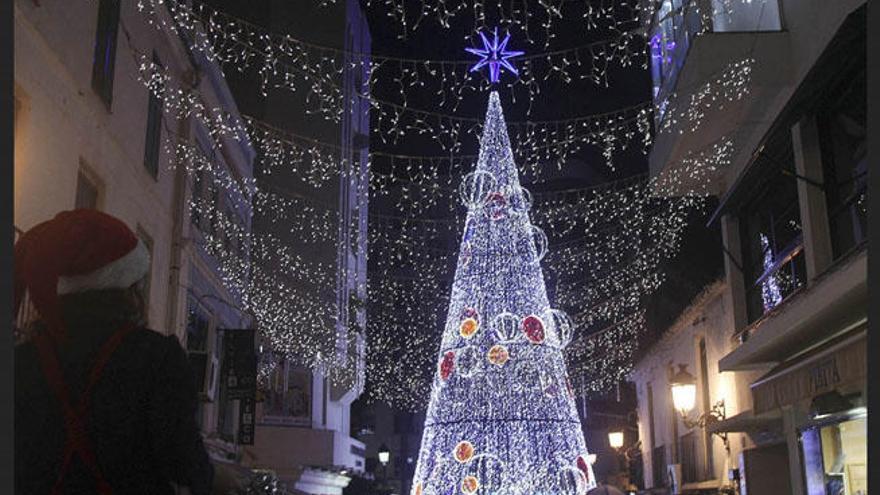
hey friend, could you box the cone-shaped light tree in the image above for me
[410,91,597,495]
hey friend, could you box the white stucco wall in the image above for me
[629,282,764,488]
[13,0,195,331]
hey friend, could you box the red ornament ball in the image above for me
[486,192,507,220]
[460,307,479,322]
[459,318,479,339]
[576,455,592,483]
[461,476,480,494]
[454,441,475,463]
[487,344,509,366]
[522,315,545,344]
[440,351,455,381]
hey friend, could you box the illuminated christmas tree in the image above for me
[410,88,597,495]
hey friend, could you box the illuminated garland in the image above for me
[135,0,647,115]
[411,91,597,495]
[346,0,643,47]
[121,6,752,408]
[363,137,733,409]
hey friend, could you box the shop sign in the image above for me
[238,397,255,445]
[752,336,865,415]
[222,328,257,401]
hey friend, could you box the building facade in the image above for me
[351,401,426,495]
[13,0,262,480]
[640,0,867,494]
[630,282,769,493]
[199,0,372,492]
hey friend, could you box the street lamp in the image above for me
[670,364,697,416]
[607,429,639,492]
[669,364,729,453]
[378,444,391,466]
[608,430,625,450]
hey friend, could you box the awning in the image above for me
[750,329,866,415]
[682,479,724,493]
[706,409,783,435]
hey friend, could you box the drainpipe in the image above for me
[165,67,201,339]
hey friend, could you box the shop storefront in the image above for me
[800,414,867,495]
[749,327,867,495]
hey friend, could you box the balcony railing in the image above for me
[649,0,783,124]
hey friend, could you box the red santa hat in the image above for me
[14,209,150,338]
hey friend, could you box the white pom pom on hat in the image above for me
[14,209,151,337]
[57,238,150,295]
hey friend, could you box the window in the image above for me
[210,186,220,239]
[143,51,163,179]
[800,416,867,495]
[649,0,702,106]
[191,167,206,229]
[216,329,236,441]
[185,296,213,427]
[91,0,121,109]
[135,227,154,325]
[679,431,698,483]
[698,338,713,478]
[711,0,782,33]
[185,297,212,392]
[819,66,867,259]
[75,165,101,209]
[186,298,210,354]
[652,445,668,487]
[739,131,806,323]
[263,358,311,425]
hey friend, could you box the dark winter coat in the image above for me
[15,319,214,495]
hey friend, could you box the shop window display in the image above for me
[801,416,867,495]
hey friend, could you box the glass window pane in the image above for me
[75,170,99,210]
[712,0,782,32]
[801,417,868,495]
[819,66,867,258]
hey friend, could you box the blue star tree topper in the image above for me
[465,28,525,83]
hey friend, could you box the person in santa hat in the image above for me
[14,209,214,495]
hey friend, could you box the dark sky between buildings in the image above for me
[203,0,723,397]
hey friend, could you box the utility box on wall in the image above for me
[738,444,792,495]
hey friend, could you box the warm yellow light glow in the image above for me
[670,364,697,415]
[671,382,697,414]
[378,444,391,465]
[608,430,624,449]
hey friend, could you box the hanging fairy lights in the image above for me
[319,0,643,49]
[363,136,734,409]
[118,2,755,409]
[134,0,648,116]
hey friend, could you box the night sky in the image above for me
[358,2,722,355]
[363,1,652,186]
[205,0,723,403]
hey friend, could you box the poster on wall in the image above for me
[238,397,255,445]
[222,328,257,401]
